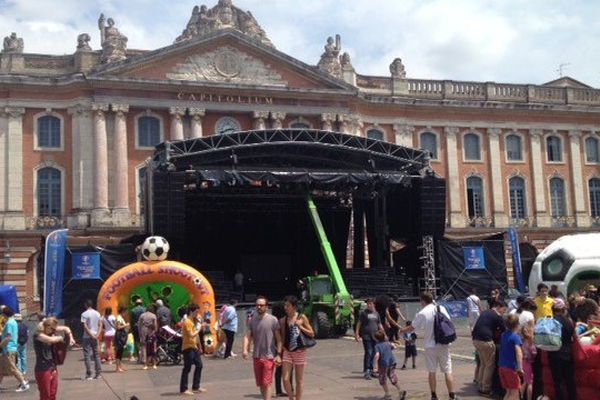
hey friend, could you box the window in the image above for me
[138,116,161,147]
[37,115,61,148]
[367,129,384,141]
[585,137,599,163]
[550,177,566,217]
[215,117,241,135]
[466,176,484,218]
[509,177,526,219]
[420,132,438,159]
[506,134,522,161]
[546,136,562,162]
[37,167,61,217]
[590,178,600,217]
[464,133,481,160]
[291,122,310,129]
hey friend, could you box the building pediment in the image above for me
[91,30,354,92]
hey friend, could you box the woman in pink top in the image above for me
[520,325,536,400]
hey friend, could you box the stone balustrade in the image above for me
[398,79,600,106]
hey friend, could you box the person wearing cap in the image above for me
[14,313,28,376]
[130,298,146,364]
[547,298,576,400]
[533,283,553,321]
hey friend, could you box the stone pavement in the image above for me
[1,332,486,400]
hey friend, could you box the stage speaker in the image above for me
[419,176,446,238]
[151,171,186,252]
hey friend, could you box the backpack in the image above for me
[434,305,457,345]
[534,318,562,351]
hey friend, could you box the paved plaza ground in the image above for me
[1,323,486,400]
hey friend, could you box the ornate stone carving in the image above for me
[317,35,342,78]
[389,58,406,79]
[189,108,206,118]
[91,103,109,116]
[394,123,415,136]
[111,104,129,115]
[270,112,286,129]
[98,14,128,63]
[444,127,459,137]
[76,33,92,52]
[529,128,544,138]
[487,128,502,137]
[568,129,582,139]
[321,113,335,131]
[166,46,287,86]
[169,106,186,118]
[253,111,269,130]
[3,32,23,53]
[176,1,273,47]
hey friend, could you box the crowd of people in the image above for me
[470,283,600,400]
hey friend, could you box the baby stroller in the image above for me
[156,325,182,365]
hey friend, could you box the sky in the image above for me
[1,0,599,87]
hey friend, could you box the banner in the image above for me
[437,300,468,318]
[508,228,525,293]
[463,246,486,270]
[72,252,101,280]
[43,229,68,317]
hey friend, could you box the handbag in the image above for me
[52,332,71,366]
[294,314,316,350]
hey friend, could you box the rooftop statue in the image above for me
[175,1,273,47]
[317,35,342,78]
[76,33,92,52]
[98,14,128,63]
[2,32,24,53]
[390,58,406,79]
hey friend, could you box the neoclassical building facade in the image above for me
[1,0,599,311]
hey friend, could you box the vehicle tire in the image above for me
[313,311,332,339]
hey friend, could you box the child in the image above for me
[520,325,536,400]
[373,330,407,400]
[498,314,523,400]
[126,332,136,362]
[400,321,417,370]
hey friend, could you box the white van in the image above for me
[528,232,600,295]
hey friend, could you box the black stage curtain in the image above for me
[438,234,507,300]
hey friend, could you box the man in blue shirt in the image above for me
[220,299,239,359]
[0,306,29,392]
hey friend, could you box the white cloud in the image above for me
[0,0,598,87]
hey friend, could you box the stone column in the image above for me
[393,123,414,147]
[67,106,93,228]
[253,111,269,130]
[91,103,110,226]
[487,128,507,227]
[348,115,363,136]
[112,104,130,225]
[321,113,335,131]
[270,112,286,129]
[189,108,205,138]
[530,129,550,227]
[3,107,25,230]
[568,130,589,227]
[0,113,7,216]
[445,127,465,227]
[169,107,186,141]
[337,114,351,134]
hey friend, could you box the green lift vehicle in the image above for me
[301,194,359,338]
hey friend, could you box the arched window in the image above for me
[546,136,562,162]
[550,177,566,217]
[138,116,161,147]
[466,176,484,218]
[506,134,522,161]
[589,178,600,218]
[37,167,61,217]
[37,115,61,148]
[420,132,438,159]
[215,117,241,135]
[464,133,481,160]
[585,137,599,163]
[291,122,310,129]
[367,129,384,141]
[509,177,527,219]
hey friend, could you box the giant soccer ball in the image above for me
[141,236,170,261]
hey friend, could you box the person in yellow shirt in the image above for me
[179,304,207,396]
[533,283,554,321]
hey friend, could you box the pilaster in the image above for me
[67,106,94,228]
[445,127,465,227]
[530,129,550,227]
[568,130,590,227]
[91,103,111,227]
[487,128,507,227]
[3,107,25,230]
[393,123,414,147]
[112,104,130,226]
[169,107,186,141]
[253,111,269,130]
[189,108,205,138]
[321,113,335,131]
[337,114,351,134]
[270,112,286,129]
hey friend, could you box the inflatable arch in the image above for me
[97,260,217,353]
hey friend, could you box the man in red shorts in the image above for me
[243,296,282,400]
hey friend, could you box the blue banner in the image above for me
[463,246,486,270]
[508,228,525,293]
[72,252,101,280]
[43,229,68,317]
[438,300,468,318]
